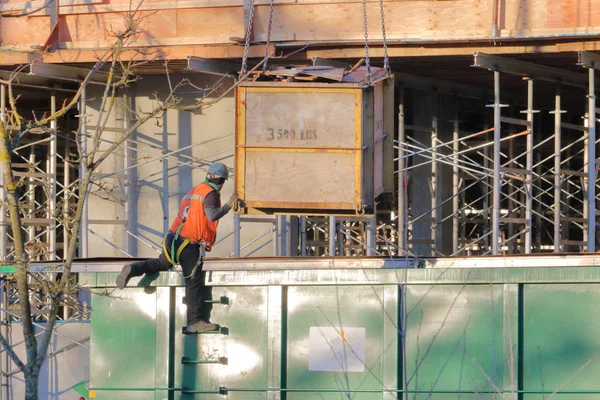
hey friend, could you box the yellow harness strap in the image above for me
[162,236,190,265]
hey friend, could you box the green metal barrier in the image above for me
[83,264,600,399]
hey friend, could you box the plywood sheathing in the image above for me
[57,8,243,48]
[0,13,50,46]
[2,1,600,64]
[547,0,600,29]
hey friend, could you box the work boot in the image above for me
[116,264,133,290]
[186,320,219,332]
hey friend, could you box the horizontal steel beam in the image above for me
[0,70,77,92]
[186,56,240,77]
[29,62,110,85]
[473,52,589,88]
[578,51,600,70]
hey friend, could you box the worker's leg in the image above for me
[179,243,204,325]
[116,233,175,289]
[199,272,213,323]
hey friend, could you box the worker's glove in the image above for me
[227,193,238,207]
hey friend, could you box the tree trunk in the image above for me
[24,365,39,400]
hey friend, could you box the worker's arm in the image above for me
[204,191,236,222]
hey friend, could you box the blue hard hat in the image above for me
[207,162,229,180]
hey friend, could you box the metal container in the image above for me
[235,80,394,215]
[84,255,600,399]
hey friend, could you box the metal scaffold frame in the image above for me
[394,52,599,257]
[0,53,597,287]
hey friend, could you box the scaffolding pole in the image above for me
[329,216,336,256]
[300,216,307,256]
[49,90,57,260]
[397,88,406,255]
[28,149,35,255]
[63,144,71,259]
[431,116,439,255]
[79,86,88,258]
[587,68,596,252]
[366,215,377,256]
[492,71,501,256]
[452,118,460,254]
[525,79,534,253]
[553,85,563,252]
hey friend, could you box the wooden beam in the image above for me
[0,45,274,65]
[306,41,600,59]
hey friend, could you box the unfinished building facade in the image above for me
[1,0,600,397]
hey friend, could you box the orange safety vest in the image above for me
[169,182,219,248]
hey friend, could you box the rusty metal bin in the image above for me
[235,80,394,215]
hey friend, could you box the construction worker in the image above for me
[115,162,237,332]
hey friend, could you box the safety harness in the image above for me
[163,178,220,278]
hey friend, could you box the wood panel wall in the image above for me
[0,0,597,64]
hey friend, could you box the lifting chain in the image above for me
[378,0,390,75]
[263,0,275,72]
[240,0,256,77]
[361,0,372,85]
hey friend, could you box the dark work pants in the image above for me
[128,232,212,324]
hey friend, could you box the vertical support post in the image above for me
[431,116,439,256]
[452,118,460,254]
[397,88,406,256]
[584,115,589,250]
[63,144,70,258]
[0,85,6,259]
[508,137,514,254]
[79,86,88,258]
[525,79,534,254]
[28,150,35,257]
[484,145,491,252]
[300,216,307,256]
[329,216,336,256]
[272,216,279,256]
[366,215,377,256]
[587,68,596,252]
[280,215,288,257]
[563,147,571,245]
[233,214,241,257]
[289,216,299,256]
[553,85,562,253]
[492,71,501,256]
[337,219,344,256]
[49,90,57,260]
